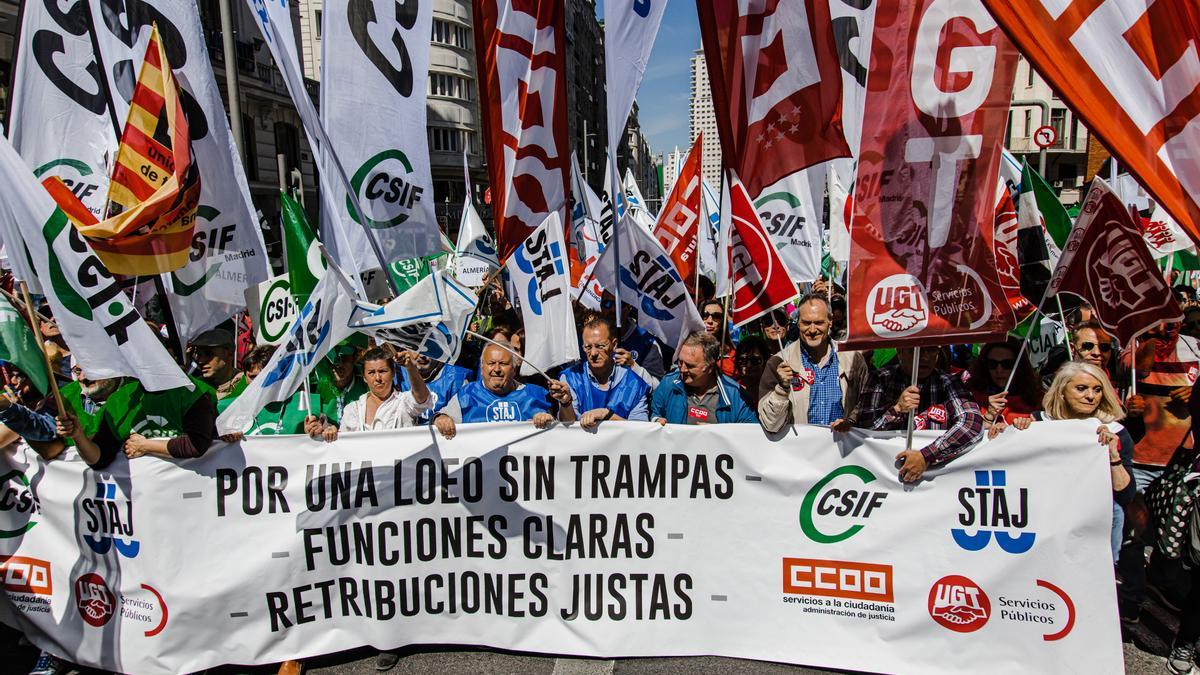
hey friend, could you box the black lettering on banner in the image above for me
[832,0,874,87]
[215,466,292,516]
[349,0,418,98]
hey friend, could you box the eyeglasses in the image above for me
[986,359,1015,370]
[701,311,724,320]
[582,343,611,352]
[1078,342,1112,353]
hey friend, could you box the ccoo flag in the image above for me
[45,25,200,276]
[652,134,703,287]
[0,134,190,391]
[595,212,706,351]
[505,212,580,375]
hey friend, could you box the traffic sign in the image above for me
[1033,125,1058,149]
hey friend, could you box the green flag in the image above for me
[280,191,322,303]
[385,231,453,295]
[0,298,49,395]
[1020,162,1072,251]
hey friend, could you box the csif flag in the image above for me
[697,0,850,199]
[505,212,580,375]
[0,134,190,391]
[726,173,799,326]
[652,134,703,287]
[45,25,200,276]
[595,213,706,351]
[0,296,49,395]
[1049,178,1182,347]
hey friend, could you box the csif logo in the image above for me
[0,469,40,538]
[512,229,566,315]
[81,481,140,558]
[754,191,809,243]
[866,273,928,338]
[347,150,425,229]
[799,465,887,544]
[928,574,990,633]
[952,470,1035,554]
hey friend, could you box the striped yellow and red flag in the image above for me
[43,24,200,276]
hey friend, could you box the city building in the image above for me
[1005,56,1089,204]
[662,146,685,199]
[620,101,661,211]
[689,48,721,188]
[566,0,607,193]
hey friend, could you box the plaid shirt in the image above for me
[798,344,844,425]
[853,363,984,466]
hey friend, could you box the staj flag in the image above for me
[473,0,571,262]
[697,0,851,199]
[1049,178,1182,348]
[845,0,1018,349]
[980,1,1200,247]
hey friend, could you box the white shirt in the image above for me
[340,389,434,432]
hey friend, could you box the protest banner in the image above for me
[0,422,1120,674]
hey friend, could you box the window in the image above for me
[1026,62,1034,88]
[428,72,472,100]
[274,121,300,174]
[314,11,322,39]
[430,127,462,153]
[242,114,258,181]
[1023,110,1031,136]
[1050,109,1067,148]
[431,20,471,49]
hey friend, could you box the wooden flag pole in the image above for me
[17,281,65,415]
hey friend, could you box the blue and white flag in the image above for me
[505,212,580,375]
[623,167,659,231]
[570,152,606,309]
[455,153,500,269]
[349,270,476,363]
[604,0,669,198]
[216,254,358,434]
[594,213,705,351]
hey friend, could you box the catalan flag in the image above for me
[44,25,200,276]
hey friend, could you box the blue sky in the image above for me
[598,2,701,159]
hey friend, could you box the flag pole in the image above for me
[466,330,553,381]
[1131,338,1138,397]
[1004,310,1040,393]
[904,346,920,452]
[1056,295,1073,358]
[16,281,65,415]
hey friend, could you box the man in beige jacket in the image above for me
[757,294,867,432]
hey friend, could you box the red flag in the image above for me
[845,0,1017,349]
[697,0,850,198]
[980,1,1200,248]
[727,174,798,326]
[993,179,1035,322]
[652,134,703,288]
[1050,179,1182,348]
[472,0,570,262]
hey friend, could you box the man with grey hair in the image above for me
[758,293,867,433]
[650,331,757,424]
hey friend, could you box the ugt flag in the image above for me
[595,213,705,351]
[726,174,799,326]
[217,257,358,435]
[505,212,580,376]
[0,135,190,391]
[1049,178,1182,348]
[697,0,850,198]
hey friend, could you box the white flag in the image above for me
[455,154,500,269]
[0,135,189,391]
[716,175,733,297]
[570,153,605,310]
[1144,202,1195,259]
[505,213,580,375]
[216,260,358,434]
[594,213,705,351]
[349,272,448,350]
[320,0,442,276]
[420,274,478,364]
[623,168,659,230]
[698,178,720,281]
[755,168,826,282]
[604,0,668,194]
[827,165,851,265]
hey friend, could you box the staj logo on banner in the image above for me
[81,481,140,558]
[952,470,1035,554]
[799,465,888,544]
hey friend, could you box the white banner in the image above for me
[0,421,1121,674]
[0,136,190,391]
[505,212,579,375]
[320,0,442,275]
[755,168,826,282]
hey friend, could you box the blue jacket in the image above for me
[650,371,758,424]
[398,363,472,423]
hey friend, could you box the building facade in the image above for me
[689,48,721,188]
[1005,56,1089,205]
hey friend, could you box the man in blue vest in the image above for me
[397,353,473,423]
[433,343,575,439]
[560,317,650,427]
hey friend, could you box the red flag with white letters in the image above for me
[727,174,799,326]
[697,0,850,199]
[980,0,1200,247]
[473,0,570,262]
[844,0,1017,349]
[652,134,703,290]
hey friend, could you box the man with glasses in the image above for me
[559,317,651,428]
[188,328,239,400]
[650,331,757,425]
[758,294,867,433]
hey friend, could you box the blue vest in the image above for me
[456,380,553,423]
[398,364,471,422]
[560,363,649,420]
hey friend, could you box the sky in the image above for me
[598,2,702,160]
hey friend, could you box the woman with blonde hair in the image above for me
[997,361,1134,560]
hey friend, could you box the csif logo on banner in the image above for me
[348,149,426,230]
[34,158,101,215]
[261,297,333,388]
[952,470,1035,554]
[513,229,566,315]
[618,251,688,321]
[0,470,40,538]
[755,192,810,246]
[81,481,140,558]
[799,465,888,544]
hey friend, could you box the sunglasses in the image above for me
[1078,342,1112,353]
[702,311,725,320]
[986,359,1015,370]
[737,356,765,365]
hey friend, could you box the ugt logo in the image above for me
[866,274,928,338]
[512,229,565,316]
[798,465,887,544]
[952,470,1035,554]
[81,481,140,558]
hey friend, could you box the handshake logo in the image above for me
[867,274,929,338]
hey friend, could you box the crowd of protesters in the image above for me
[4,274,1200,675]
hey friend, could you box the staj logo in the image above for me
[952,470,1035,554]
[81,481,140,558]
[929,574,990,633]
[799,465,888,544]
